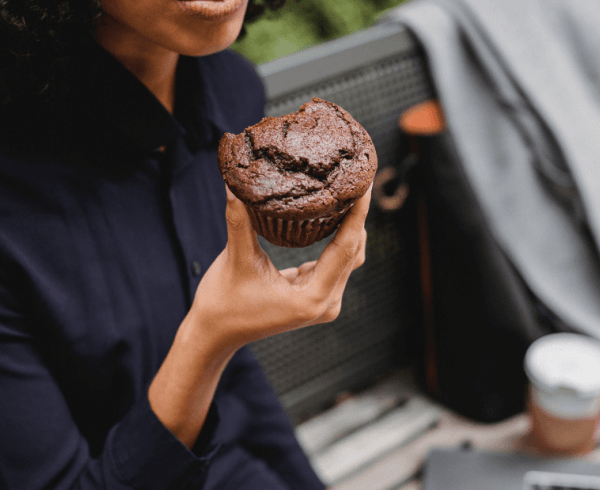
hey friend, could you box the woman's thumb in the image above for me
[224,185,260,259]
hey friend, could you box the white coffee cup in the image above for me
[524,333,600,454]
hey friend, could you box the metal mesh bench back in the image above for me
[250,20,434,423]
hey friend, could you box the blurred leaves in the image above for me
[233,0,408,65]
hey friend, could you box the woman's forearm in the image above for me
[147,186,371,450]
[147,308,238,449]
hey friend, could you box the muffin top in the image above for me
[218,98,377,220]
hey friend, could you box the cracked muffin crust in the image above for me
[218,98,377,247]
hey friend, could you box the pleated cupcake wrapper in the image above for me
[245,205,352,248]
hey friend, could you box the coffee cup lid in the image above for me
[524,333,600,397]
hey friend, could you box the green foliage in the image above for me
[233,0,408,65]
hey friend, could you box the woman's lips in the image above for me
[177,0,245,20]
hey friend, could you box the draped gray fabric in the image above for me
[395,0,600,338]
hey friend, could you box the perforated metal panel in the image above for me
[249,22,435,423]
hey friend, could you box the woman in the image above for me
[0,1,370,489]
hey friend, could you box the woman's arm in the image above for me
[0,293,204,490]
[148,185,370,449]
[0,184,369,489]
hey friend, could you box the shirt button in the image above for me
[191,261,202,276]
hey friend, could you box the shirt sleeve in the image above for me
[0,280,221,490]
[218,348,326,490]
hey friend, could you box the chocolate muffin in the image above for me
[218,97,377,247]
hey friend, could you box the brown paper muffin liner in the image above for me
[244,205,352,248]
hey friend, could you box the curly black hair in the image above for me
[0,0,286,108]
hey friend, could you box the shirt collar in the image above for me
[72,43,237,158]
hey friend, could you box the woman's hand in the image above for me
[192,185,370,352]
[149,184,370,449]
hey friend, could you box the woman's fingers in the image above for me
[220,183,371,332]
[353,227,367,271]
[279,267,298,282]
[280,261,317,282]
[319,227,367,324]
[312,186,372,293]
[292,189,370,325]
[224,185,263,266]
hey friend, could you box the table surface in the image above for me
[298,369,600,490]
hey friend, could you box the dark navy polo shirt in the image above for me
[0,44,324,490]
